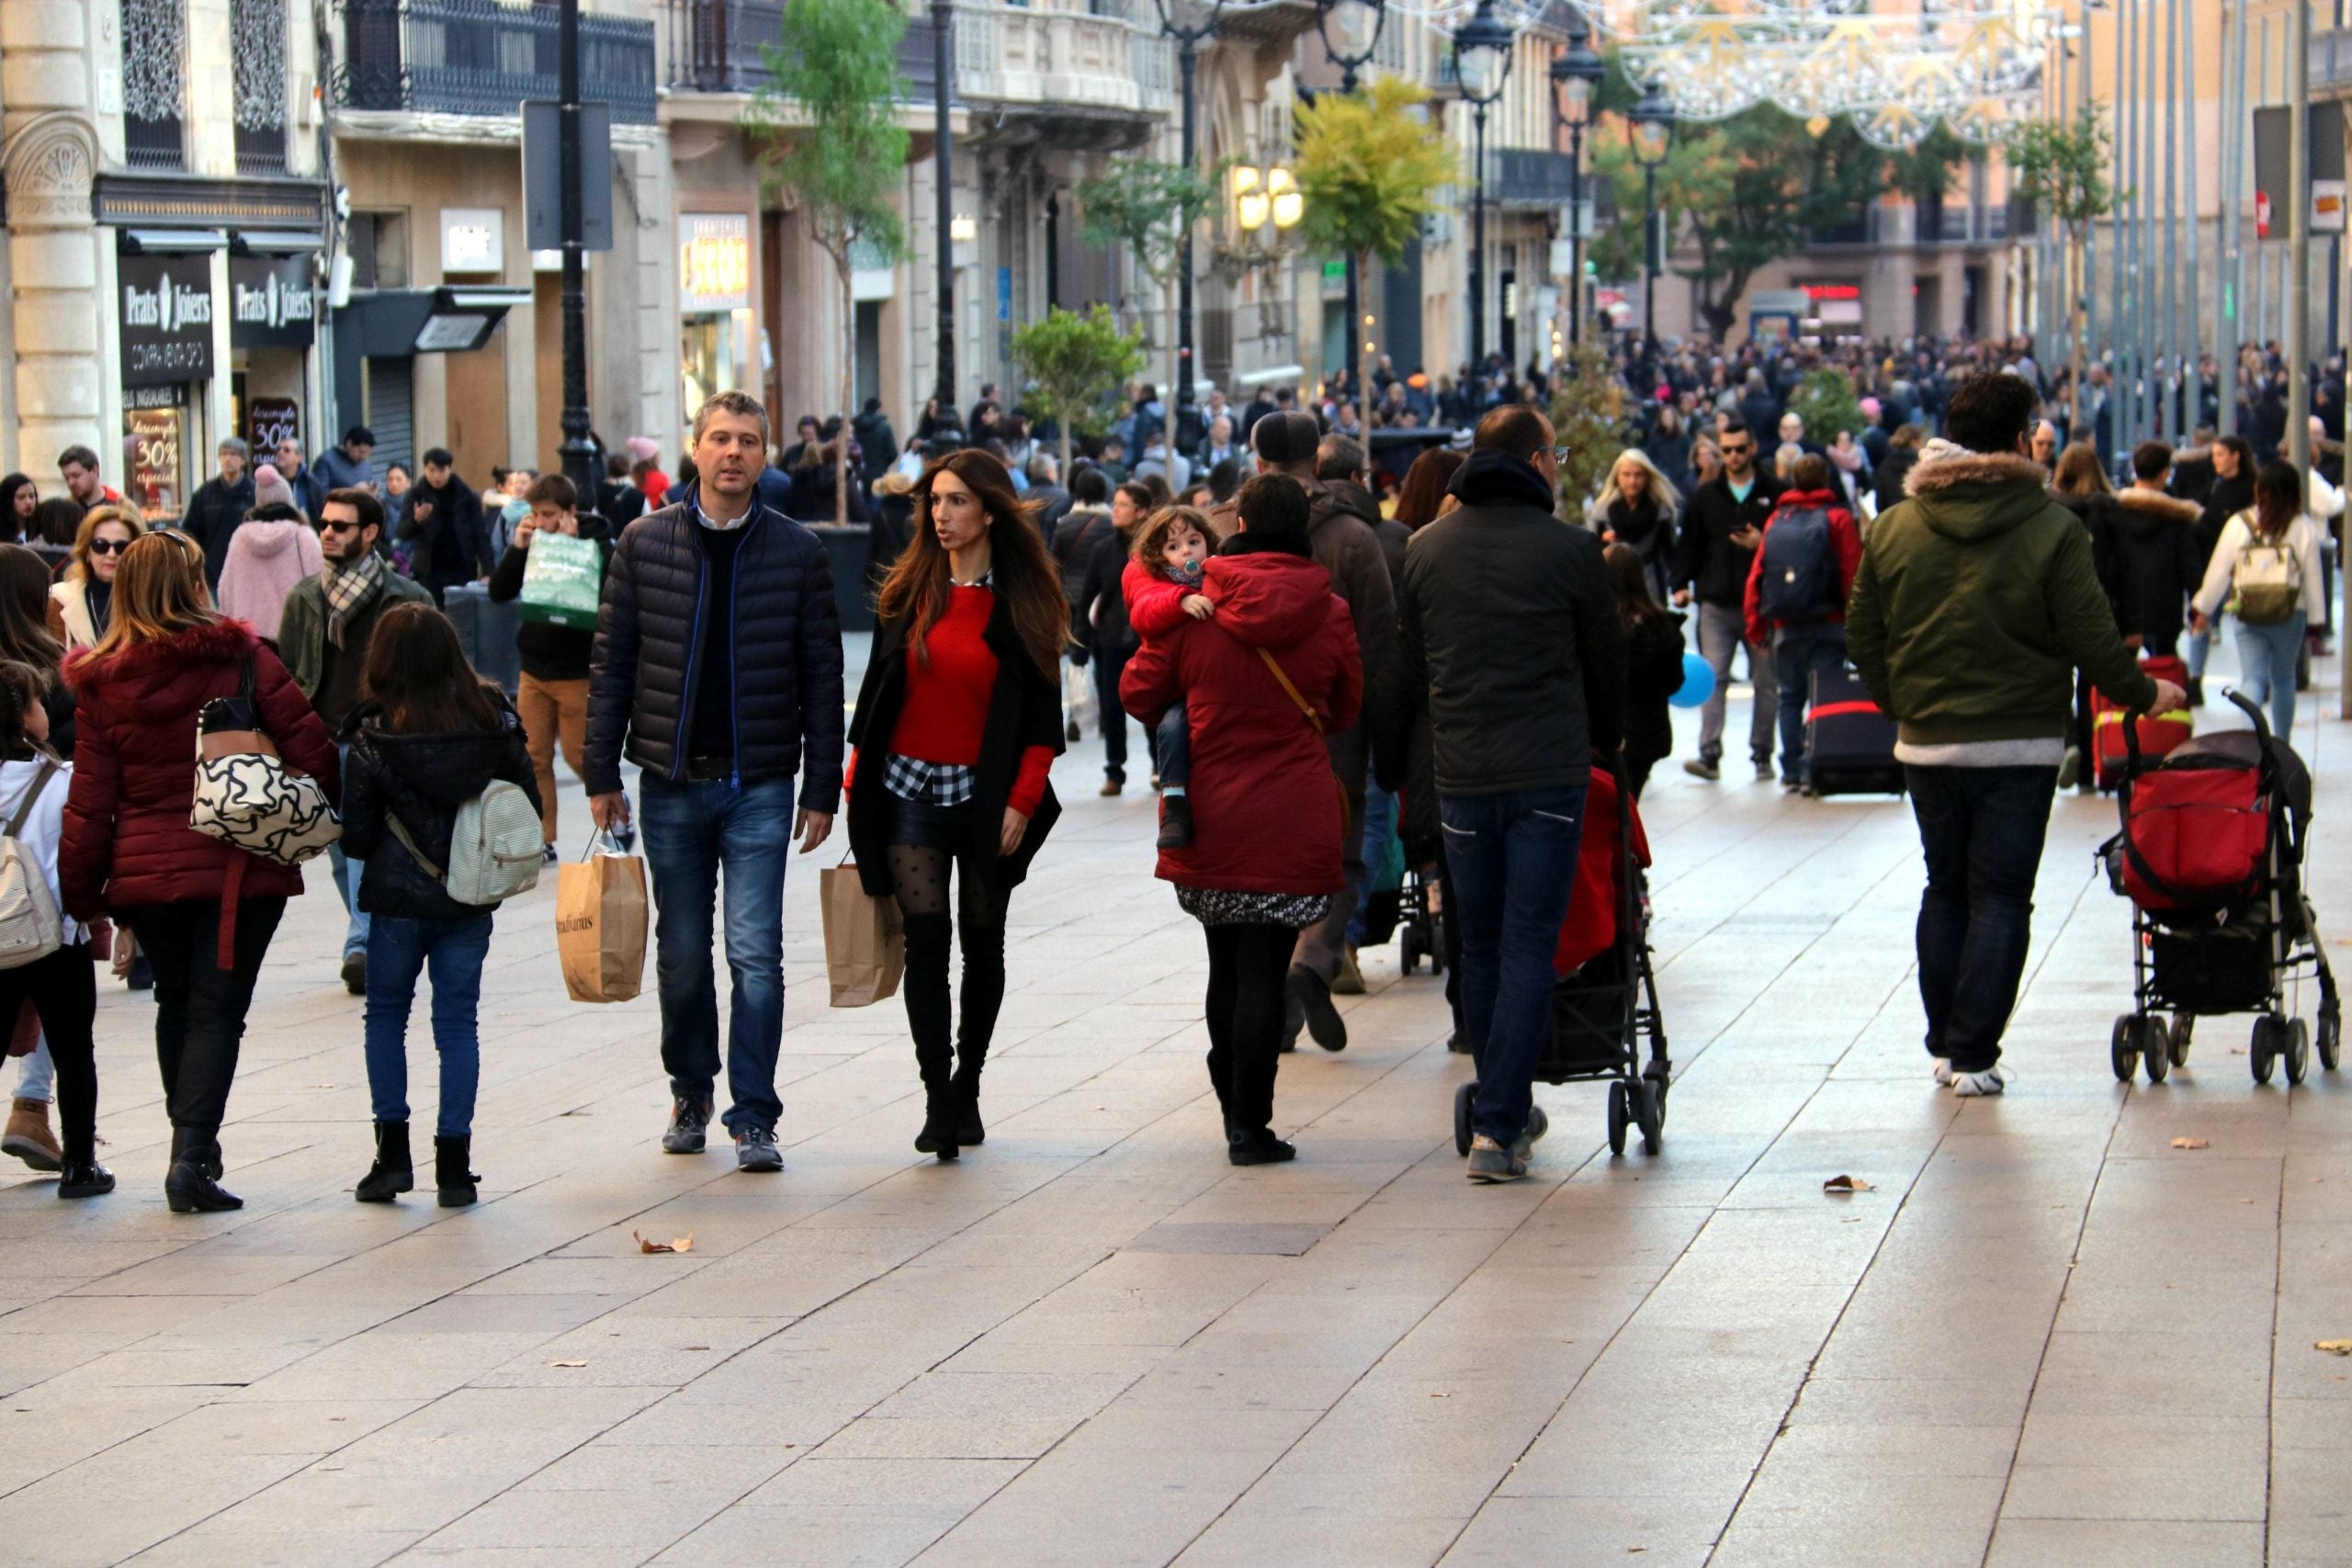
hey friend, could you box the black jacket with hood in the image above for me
[2103,486,2207,650]
[339,694,543,921]
[1399,450,1626,796]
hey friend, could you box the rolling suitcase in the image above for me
[2092,653,2190,790]
[1806,667,1904,795]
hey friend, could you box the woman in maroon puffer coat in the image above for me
[1122,475,1361,1166]
[61,531,338,1213]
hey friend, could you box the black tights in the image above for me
[1203,922,1295,1134]
[888,844,1012,1090]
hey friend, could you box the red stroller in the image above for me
[1451,757,1673,1158]
[2100,690,2340,1085]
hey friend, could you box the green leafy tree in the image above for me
[1787,366,1864,446]
[2007,106,2119,410]
[1549,335,1630,517]
[1012,306,1148,473]
[1293,78,1453,434]
[1078,161,1226,414]
[745,0,910,523]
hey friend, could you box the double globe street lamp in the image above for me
[1452,0,1516,376]
[1153,0,1230,448]
[1627,85,1675,385]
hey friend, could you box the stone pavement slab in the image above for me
[1,640,2347,1566]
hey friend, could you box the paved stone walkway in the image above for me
[3,642,2348,1567]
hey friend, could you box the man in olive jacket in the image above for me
[1848,373,2183,1098]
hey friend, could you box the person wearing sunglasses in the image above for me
[1671,416,1784,782]
[49,504,143,652]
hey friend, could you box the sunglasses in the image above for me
[1720,442,1754,456]
[319,516,366,534]
[87,537,132,557]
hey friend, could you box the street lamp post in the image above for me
[1452,0,1515,376]
[1549,10,1603,353]
[1154,0,1229,450]
[556,0,594,500]
[932,0,956,420]
[1627,85,1674,389]
[1314,0,1385,400]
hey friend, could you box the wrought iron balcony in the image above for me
[332,0,657,123]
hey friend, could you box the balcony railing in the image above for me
[332,0,657,123]
[665,0,938,99]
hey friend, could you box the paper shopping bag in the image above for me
[557,846,648,1004]
[519,532,605,628]
[820,861,903,1008]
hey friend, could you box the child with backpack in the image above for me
[0,661,108,1198]
[2191,457,2325,738]
[1744,453,1863,794]
[339,604,542,1207]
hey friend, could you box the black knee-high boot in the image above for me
[902,914,959,1160]
[953,929,1005,1148]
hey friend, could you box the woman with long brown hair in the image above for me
[49,505,143,650]
[2192,457,2325,737]
[1393,447,1465,532]
[0,546,77,1175]
[59,531,338,1212]
[844,448,1068,1160]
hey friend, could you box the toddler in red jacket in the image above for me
[1121,506,1216,848]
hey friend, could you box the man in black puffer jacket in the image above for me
[586,389,846,1175]
[1399,406,1624,1184]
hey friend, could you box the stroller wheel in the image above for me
[1606,1080,1630,1157]
[1634,1079,1664,1156]
[2319,1006,2342,1072]
[2141,1016,2170,1084]
[1453,1080,1476,1158]
[2250,1017,2281,1086]
[2110,1016,2139,1083]
[2168,1015,2194,1066]
[2285,1019,2312,1086]
[1400,927,1422,976]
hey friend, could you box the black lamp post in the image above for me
[932,0,957,419]
[1153,0,1229,450]
[1627,85,1674,386]
[1548,10,1603,353]
[1452,0,1514,376]
[1315,0,1385,399]
[556,0,594,500]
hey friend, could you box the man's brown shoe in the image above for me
[4,1098,62,1172]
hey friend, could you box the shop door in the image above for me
[445,321,510,489]
[364,357,416,482]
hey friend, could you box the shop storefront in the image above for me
[230,247,319,457]
[118,248,217,522]
[679,212,753,442]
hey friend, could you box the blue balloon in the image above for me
[1670,652,1714,709]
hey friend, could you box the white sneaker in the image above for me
[1930,1057,1954,1086]
[1951,1066,2010,1097]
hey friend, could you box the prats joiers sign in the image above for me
[230,255,315,348]
[119,254,215,387]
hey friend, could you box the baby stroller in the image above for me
[2100,690,2340,1085]
[1397,863,1446,976]
[1453,757,1672,1158]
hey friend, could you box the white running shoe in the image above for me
[1931,1057,1954,1086]
[1951,1066,2010,1098]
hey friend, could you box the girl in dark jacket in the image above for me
[845,449,1068,1161]
[1121,474,1362,1166]
[341,604,541,1207]
[1607,544,1687,798]
[61,532,338,1213]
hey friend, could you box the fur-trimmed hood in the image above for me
[2112,485,2202,525]
[1897,438,2063,544]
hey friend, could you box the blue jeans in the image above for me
[1770,624,1848,784]
[2233,612,2307,738]
[1345,781,1398,948]
[1905,764,2059,1074]
[639,771,794,1135]
[1441,785,1588,1145]
[2188,621,2211,679]
[362,914,493,1136]
[329,747,368,957]
[1155,700,1191,788]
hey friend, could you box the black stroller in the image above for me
[2100,690,2340,1085]
[1453,758,1672,1157]
[1396,864,1446,977]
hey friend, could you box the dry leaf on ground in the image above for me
[549,1359,587,1368]
[1823,1175,1872,1193]
[2317,1339,2352,1356]
[2170,1137,2211,1150]
[633,1232,695,1254]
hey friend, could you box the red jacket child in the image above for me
[1121,556,1202,639]
[1742,486,1863,648]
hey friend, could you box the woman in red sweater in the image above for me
[845,449,1069,1161]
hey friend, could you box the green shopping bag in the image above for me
[518,533,604,628]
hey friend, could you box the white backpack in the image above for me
[0,761,64,971]
[388,779,545,907]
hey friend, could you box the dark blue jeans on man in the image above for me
[363,913,493,1136]
[1770,623,1848,785]
[1905,764,2060,1074]
[639,772,796,1136]
[1441,785,1588,1146]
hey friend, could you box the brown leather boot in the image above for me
[3,1098,62,1172]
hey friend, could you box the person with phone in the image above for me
[1672,416,1783,782]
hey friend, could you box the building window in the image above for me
[121,0,188,170]
[346,210,411,290]
[232,0,289,175]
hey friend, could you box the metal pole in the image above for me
[1176,33,1200,445]
[2182,0,2202,431]
[1471,99,1488,369]
[2123,0,2141,458]
[2256,14,2271,362]
[933,0,956,416]
[2143,0,2160,443]
[1568,118,1585,350]
[557,0,594,499]
[2290,0,2312,480]
[2109,0,2129,459]
[2162,0,2180,442]
[2220,0,2240,436]
[2081,0,2098,439]
[1642,162,1657,356]
[1342,61,1363,405]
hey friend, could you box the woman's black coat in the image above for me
[845,591,1066,898]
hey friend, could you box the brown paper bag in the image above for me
[557,850,648,1004]
[820,861,902,1008]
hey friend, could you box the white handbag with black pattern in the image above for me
[188,658,342,867]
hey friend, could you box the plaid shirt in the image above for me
[883,752,975,807]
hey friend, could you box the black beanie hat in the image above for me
[1250,410,1322,468]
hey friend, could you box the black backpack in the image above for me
[1755,504,1841,624]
